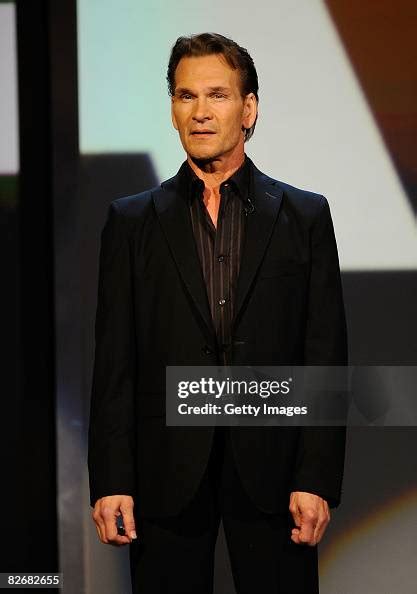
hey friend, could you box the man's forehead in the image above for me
[175,54,237,81]
[174,84,233,96]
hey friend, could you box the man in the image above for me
[88,33,348,593]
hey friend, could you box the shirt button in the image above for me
[218,255,225,262]
[218,298,226,306]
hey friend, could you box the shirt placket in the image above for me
[214,184,233,365]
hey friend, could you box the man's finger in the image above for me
[289,503,301,528]
[92,508,108,544]
[120,503,137,540]
[312,522,326,545]
[290,526,301,544]
[291,524,316,546]
[312,507,330,544]
[94,523,107,544]
[100,505,128,545]
[297,511,317,544]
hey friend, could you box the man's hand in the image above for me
[92,495,137,546]
[289,491,330,546]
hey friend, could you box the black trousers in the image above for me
[129,427,319,593]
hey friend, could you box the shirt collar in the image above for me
[178,155,251,204]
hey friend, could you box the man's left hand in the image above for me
[289,491,330,546]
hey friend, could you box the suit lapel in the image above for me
[152,162,284,341]
[233,166,283,330]
[152,178,217,341]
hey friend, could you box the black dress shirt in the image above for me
[178,155,253,365]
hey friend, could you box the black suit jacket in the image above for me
[88,158,348,516]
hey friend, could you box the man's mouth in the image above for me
[191,130,216,135]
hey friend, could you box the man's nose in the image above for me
[192,97,212,122]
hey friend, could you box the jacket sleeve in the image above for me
[88,202,137,507]
[291,195,348,508]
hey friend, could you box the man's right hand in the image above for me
[92,495,137,546]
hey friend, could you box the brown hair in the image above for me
[167,33,259,141]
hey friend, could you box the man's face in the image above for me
[171,54,256,162]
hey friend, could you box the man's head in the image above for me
[167,33,258,163]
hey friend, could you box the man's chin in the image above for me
[187,148,220,163]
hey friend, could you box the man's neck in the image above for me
[187,152,245,192]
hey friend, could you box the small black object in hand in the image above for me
[116,514,125,536]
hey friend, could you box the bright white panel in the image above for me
[0,3,19,174]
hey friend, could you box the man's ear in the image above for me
[242,93,257,131]
[171,98,179,131]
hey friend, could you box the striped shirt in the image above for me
[178,156,252,365]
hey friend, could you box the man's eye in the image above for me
[180,94,193,100]
[212,93,226,99]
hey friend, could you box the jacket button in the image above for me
[202,345,213,355]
